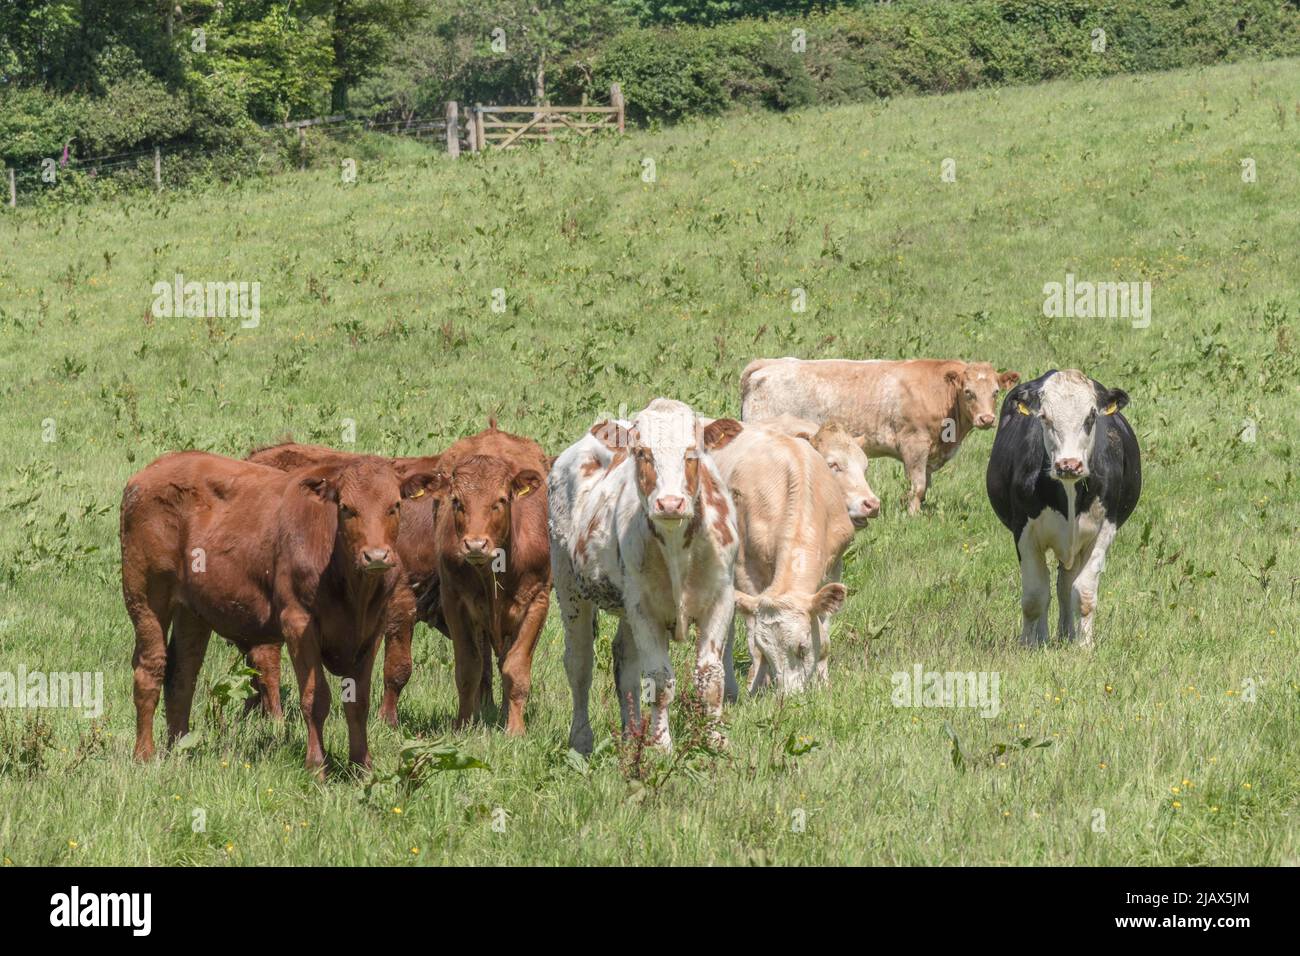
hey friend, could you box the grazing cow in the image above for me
[751,414,880,526]
[433,424,551,735]
[246,442,443,727]
[711,422,853,696]
[985,369,1141,647]
[741,358,1020,515]
[549,399,742,753]
[120,452,439,772]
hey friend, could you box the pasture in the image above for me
[0,57,1296,866]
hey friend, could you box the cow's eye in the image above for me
[339,505,356,519]
[389,503,400,515]
[829,461,842,472]
[965,389,975,399]
[452,498,463,511]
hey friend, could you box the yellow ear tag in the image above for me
[515,485,532,498]
[1016,402,1031,416]
[1103,402,1118,415]
[411,489,425,498]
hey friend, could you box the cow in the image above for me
[120,451,440,773]
[433,424,551,735]
[985,369,1141,647]
[549,399,742,754]
[750,414,880,526]
[245,442,443,727]
[741,358,1021,515]
[710,422,853,696]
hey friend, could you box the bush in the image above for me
[573,0,1300,124]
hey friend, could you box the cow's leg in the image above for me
[378,584,416,728]
[126,576,172,761]
[282,609,329,776]
[1017,532,1051,646]
[612,618,641,735]
[478,631,495,720]
[445,599,484,731]
[722,614,739,704]
[1071,522,1116,649]
[627,605,674,751]
[343,641,379,769]
[695,593,733,747]
[746,617,771,695]
[500,590,549,736]
[164,608,211,746]
[244,644,283,719]
[1056,561,1082,640]
[901,441,930,515]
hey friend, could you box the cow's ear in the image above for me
[998,370,1021,390]
[703,418,743,450]
[1100,388,1129,415]
[945,368,964,387]
[853,433,867,449]
[809,582,847,617]
[511,469,544,499]
[733,590,759,616]
[590,420,631,451]
[1009,385,1038,417]
[402,471,447,500]
[300,475,337,502]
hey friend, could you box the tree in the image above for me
[321,0,420,112]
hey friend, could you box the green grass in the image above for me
[1,57,1297,866]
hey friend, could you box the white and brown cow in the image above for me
[711,422,853,696]
[986,370,1141,647]
[548,399,742,753]
[741,358,1020,515]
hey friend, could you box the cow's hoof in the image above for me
[569,726,594,755]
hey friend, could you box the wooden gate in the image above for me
[468,85,625,152]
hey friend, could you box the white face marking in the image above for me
[1038,371,1100,480]
[632,400,700,521]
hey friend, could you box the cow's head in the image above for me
[444,454,543,566]
[592,399,741,526]
[948,362,1020,430]
[300,459,443,575]
[735,584,847,693]
[804,419,880,526]
[1012,369,1129,482]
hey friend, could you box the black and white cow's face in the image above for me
[1014,370,1129,482]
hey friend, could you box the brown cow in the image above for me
[742,358,1020,515]
[120,451,439,773]
[435,423,551,734]
[245,442,442,727]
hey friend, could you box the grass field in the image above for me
[1,57,1297,866]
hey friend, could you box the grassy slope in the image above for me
[0,58,1297,865]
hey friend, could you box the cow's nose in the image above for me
[862,498,881,518]
[976,413,995,428]
[1054,458,1084,477]
[462,537,490,556]
[362,548,392,569]
[653,495,687,518]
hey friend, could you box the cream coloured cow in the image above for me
[548,399,742,753]
[711,422,854,696]
[742,358,1020,515]
[751,414,880,526]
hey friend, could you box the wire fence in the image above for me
[3,86,625,208]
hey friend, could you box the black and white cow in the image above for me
[985,369,1141,646]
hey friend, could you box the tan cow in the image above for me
[711,422,853,695]
[749,414,880,526]
[741,358,1020,515]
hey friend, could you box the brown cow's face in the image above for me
[951,363,1020,430]
[447,455,542,566]
[303,462,442,575]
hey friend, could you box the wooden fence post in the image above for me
[7,168,14,208]
[611,83,625,134]
[445,101,460,159]
[475,105,486,152]
[153,146,162,190]
[298,126,306,170]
